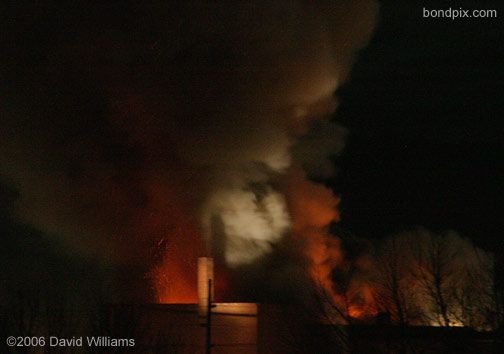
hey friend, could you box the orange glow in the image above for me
[153,259,198,303]
[109,94,208,303]
[140,176,205,304]
[284,168,379,322]
[348,306,365,319]
[283,169,342,305]
[348,283,379,320]
[151,220,202,303]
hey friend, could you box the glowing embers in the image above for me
[153,257,198,304]
[151,224,203,303]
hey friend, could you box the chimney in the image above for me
[198,257,214,316]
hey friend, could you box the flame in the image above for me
[142,176,205,303]
[283,169,380,321]
[347,284,379,320]
[348,306,365,319]
[153,258,198,303]
[283,170,341,303]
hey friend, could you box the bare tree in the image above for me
[376,228,497,330]
[373,228,497,331]
[311,282,351,353]
[452,245,497,330]
[374,236,411,326]
[410,230,460,327]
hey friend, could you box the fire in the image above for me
[153,259,198,303]
[283,169,380,322]
[348,306,365,319]
[283,168,340,284]
[147,166,381,320]
[347,284,379,320]
[140,176,205,303]
[151,221,202,303]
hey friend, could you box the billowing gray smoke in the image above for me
[0,1,377,302]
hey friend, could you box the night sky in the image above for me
[332,1,503,250]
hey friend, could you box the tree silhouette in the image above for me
[374,228,497,330]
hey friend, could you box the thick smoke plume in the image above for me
[0,1,377,303]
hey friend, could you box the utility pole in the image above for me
[206,278,213,354]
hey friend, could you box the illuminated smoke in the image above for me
[0,1,378,302]
[283,169,343,299]
[204,187,290,267]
